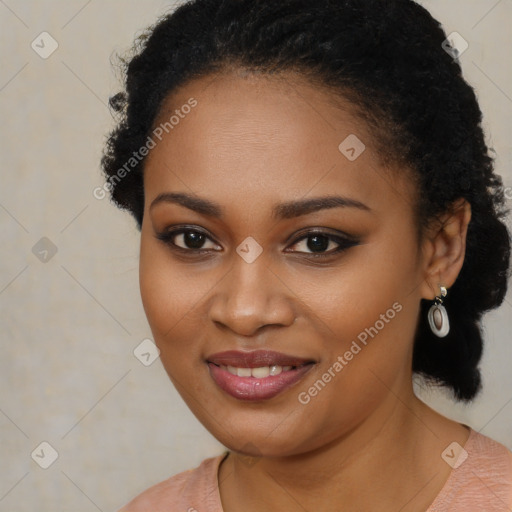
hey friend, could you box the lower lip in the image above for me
[207,363,314,401]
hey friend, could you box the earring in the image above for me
[427,284,449,337]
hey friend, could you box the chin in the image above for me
[199,407,317,457]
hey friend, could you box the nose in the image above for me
[208,255,296,337]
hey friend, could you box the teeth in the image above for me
[237,367,252,377]
[251,366,270,378]
[269,365,282,376]
[219,364,297,378]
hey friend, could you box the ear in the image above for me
[418,198,472,301]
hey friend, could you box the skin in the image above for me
[139,68,472,511]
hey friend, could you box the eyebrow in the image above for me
[149,192,372,220]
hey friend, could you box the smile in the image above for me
[218,364,298,378]
[206,350,315,401]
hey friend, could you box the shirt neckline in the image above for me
[424,425,476,511]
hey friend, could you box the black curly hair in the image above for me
[101,0,511,401]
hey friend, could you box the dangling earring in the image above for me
[428,284,449,337]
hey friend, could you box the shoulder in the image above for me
[467,428,512,483]
[118,453,228,512]
[428,429,512,511]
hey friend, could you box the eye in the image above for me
[155,226,359,258]
[286,230,359,258]
[155,227,221,253]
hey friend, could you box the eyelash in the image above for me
[155,226,359,259]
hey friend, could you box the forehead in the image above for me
[144,70,415,221]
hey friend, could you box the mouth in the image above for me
[206,350,316,401]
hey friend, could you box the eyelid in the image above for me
[285,226,358,245]
[285,231,359,258]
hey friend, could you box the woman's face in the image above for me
[140,70,432,457]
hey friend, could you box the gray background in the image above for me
[0,1,511,510]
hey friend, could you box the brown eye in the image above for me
[155,228,221,252]
[292,234,334,253]
[155,226,358,259]
[286,231,359,258]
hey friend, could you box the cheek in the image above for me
[289,253,404,345]
[138,233,225,376]
[290,245,419,401]
[139,235,196,342]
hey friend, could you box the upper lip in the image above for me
[206,350,315,368]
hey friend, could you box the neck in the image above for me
[218,388,469,512]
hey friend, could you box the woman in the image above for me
[101,0,512,510]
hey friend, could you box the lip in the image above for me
[206,350,316,401]
[206,350,314,368]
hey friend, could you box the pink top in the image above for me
[119,429,512,511]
